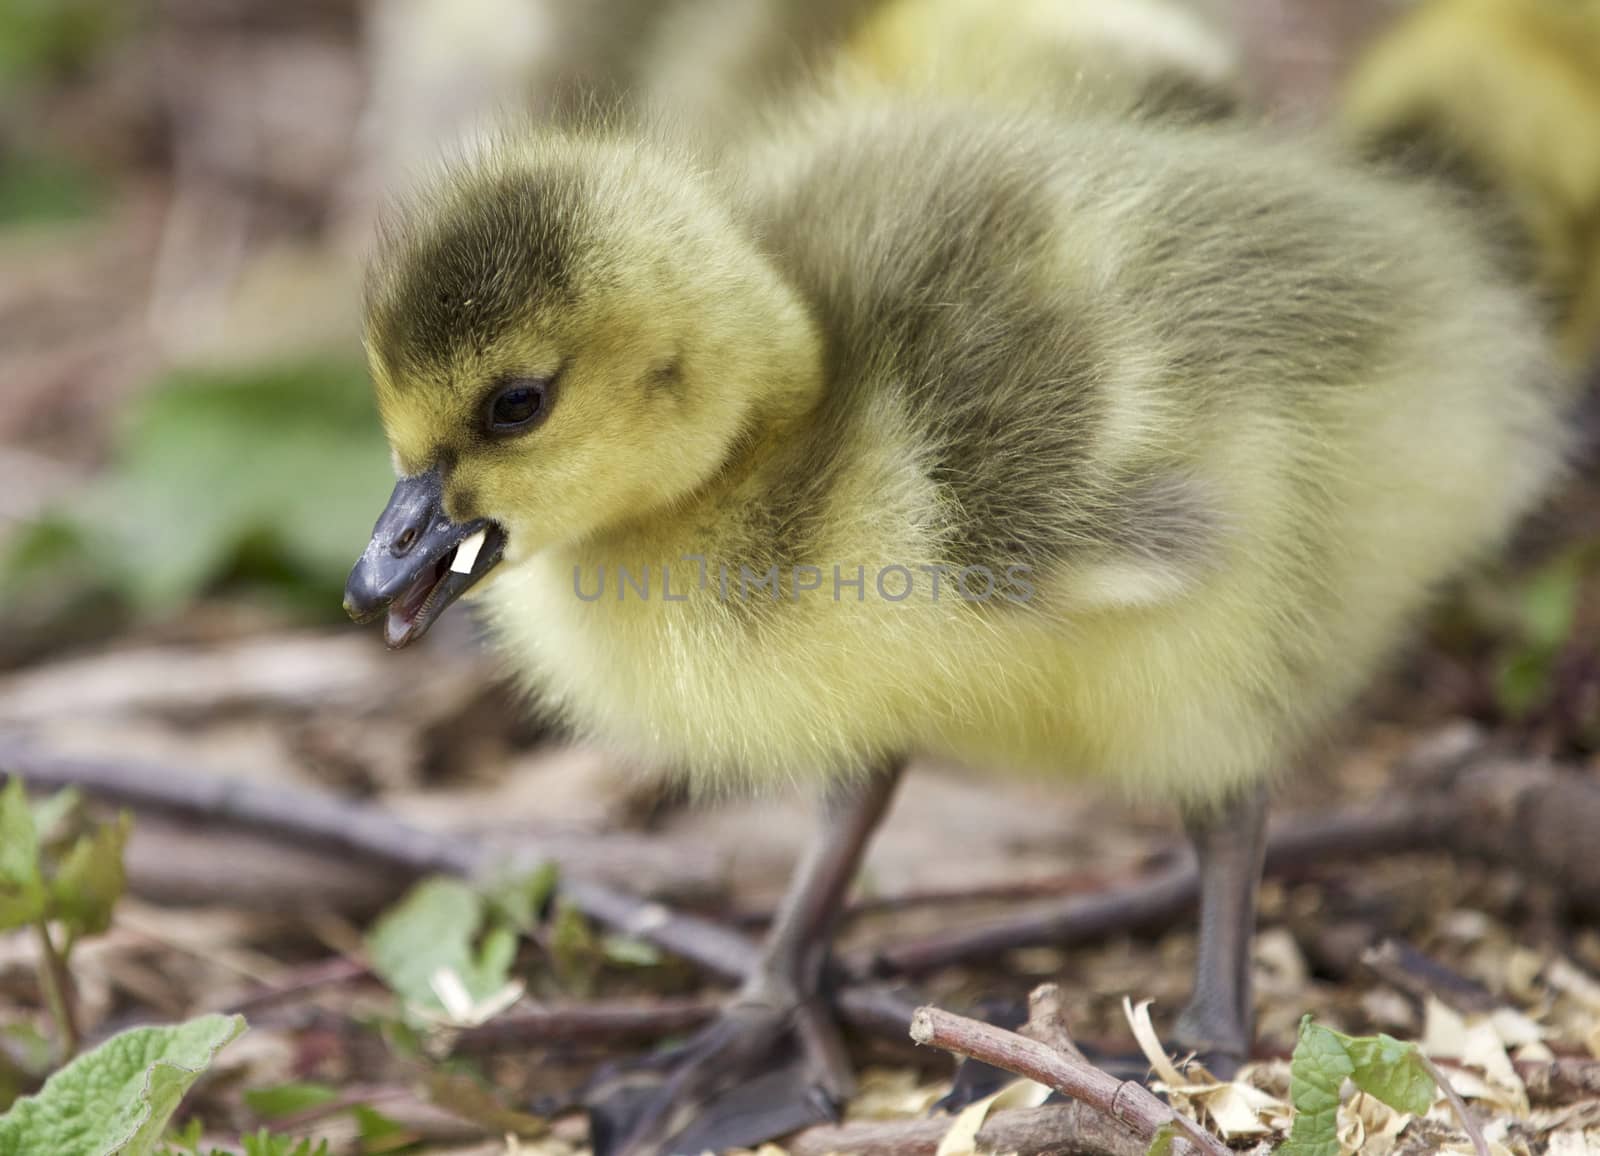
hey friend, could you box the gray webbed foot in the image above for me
[585,997,852,1156]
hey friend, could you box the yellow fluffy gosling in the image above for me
[345,68,1575,1155]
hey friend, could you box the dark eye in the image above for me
[484,378,549,436]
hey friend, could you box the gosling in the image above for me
[344,86,1573,1155]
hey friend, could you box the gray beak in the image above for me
[344,466,505,648]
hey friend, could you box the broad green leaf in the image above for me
[1,360,393,619]
[366,877,517,1021]
[109,362,392,610]
[0,1013,246,1156]
[1344,1033,1436,1116]
[1280,1017,1357,1156]
[0,778,45,930]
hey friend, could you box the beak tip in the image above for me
[342,575,384,625]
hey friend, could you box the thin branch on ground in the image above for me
[0,738,756,983]
[733,870,1122,929]
[222,956,371,1016]
[1418,1051,1491,1156]
[1021,983,1092,1063]
[861,738,1600,976]
[909,997,1230,1156]
[453,996,720,1052]
[858,803,1429,976]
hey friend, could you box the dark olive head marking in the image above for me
[366,165,589,383]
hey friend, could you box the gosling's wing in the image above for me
[742,103,1563,602]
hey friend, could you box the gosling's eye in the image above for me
[484,378,549,436]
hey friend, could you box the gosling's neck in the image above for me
[594,267,828,559]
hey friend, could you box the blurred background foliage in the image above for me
[0,0,126,88]
[1,361,390,618]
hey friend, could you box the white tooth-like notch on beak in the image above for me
[451,528,487,575]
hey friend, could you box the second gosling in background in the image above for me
[344,78,1576,1155]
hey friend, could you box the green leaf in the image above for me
[1281,1017,1356,1156]
[1493,549,1587,717]
[30,788,82,844]
[0,152,104,227]
[548,900,601,996]
[50,811,130,939]
[111,362,393,610]
[1144,1122,1178,1156]
[0,1013,246,1156]
[0,778,46,931]
[238,1133,331,1156]
[159,1119,334,1156]
[1344,1033,1436,1117]
[1496,648,1554,718]
[241,1081,338,1119]
[2,360,393,619]
[365,878,517,1021]
[1517,553,1583,652]
[600,934,662,968]
[0,0,125,86]
[155,1118,204,1153]
[1280,1017,1438,1156]
[484,862,558,932]
[351,1104,415,1152]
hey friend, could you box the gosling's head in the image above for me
[344,132,818,647]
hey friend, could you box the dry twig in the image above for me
[1417,1051,1492,1156]
[453,996,720,1052]
[909,997,1229,1156]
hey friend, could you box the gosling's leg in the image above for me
[1172,782,1268,1078]
[587,764,904,1156]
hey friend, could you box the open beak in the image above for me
[343,466,507,649]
